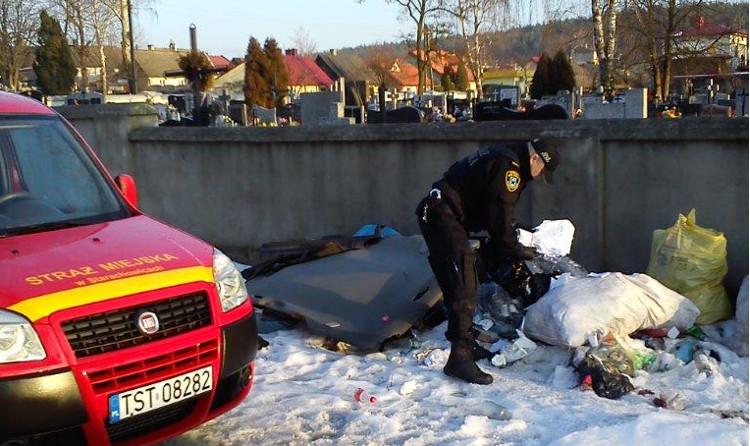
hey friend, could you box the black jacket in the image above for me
[433,142,531,260]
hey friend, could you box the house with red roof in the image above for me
[672,15,748,75]
[208,55,232,71]
[212,49,335,103]
[386,59,420,93]
[670,16,749,96]
[408,49,477,94]
[284,49,334,100]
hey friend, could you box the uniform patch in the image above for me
[505,170,521,192]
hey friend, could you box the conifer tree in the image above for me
[530,53,551,99]
[34,10,75,95]
[552,50,576,94]
[455,59,469,91]
[244,37,268,110]
[263,38,289,108]
[441,69,455,91]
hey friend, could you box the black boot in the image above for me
[471,340,494,361]
[444,340,493,385]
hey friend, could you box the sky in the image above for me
[137,0,410,59]
[135,0,562,59]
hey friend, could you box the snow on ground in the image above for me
[165,314,749,446]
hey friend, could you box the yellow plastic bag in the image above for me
[646,209,731,325]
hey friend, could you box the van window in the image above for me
[0,116,130,235]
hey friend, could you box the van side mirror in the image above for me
[115,174,138,208]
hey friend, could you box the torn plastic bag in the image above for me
[517,219,576,257]
[476,283,524,337]
[492,255,588,308]
[577,336,635,399]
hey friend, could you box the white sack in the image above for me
[730,275,748,356]
[518,219,575,257]
[523,272,700,348]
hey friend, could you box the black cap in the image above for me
[530,138,560,184]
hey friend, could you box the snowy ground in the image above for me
[165,313,749,446]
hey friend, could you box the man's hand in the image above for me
[516,246,537,260]
[513,220,535,232]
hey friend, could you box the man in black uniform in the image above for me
[416,138,560,384]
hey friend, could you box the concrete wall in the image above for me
[56,103,159,176]
[58,106,749,296]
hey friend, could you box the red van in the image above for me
[0,92,257,445]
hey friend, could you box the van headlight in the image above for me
[0,311,46,363]
[213,248,249,312]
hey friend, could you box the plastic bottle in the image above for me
[686,325,707,341]
[353,387,377,404]
[693,350,716,375]
[665,391,689,410]
[472,400,513,421]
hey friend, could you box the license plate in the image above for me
[108,366,213,423]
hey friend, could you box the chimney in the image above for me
[285,49,297,56]
[147,44,155,51]
[330,49,338,56]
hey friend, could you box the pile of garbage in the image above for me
[465,213,748,404]
[249,212,747,410]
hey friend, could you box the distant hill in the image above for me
[336,1,748,66]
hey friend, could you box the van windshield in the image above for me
[0,116,130,237]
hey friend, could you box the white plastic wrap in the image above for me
[522,272,700,348]
[518,219,576,257]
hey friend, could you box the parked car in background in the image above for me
[0,91,258,446]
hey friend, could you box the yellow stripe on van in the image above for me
[10,266,214,322]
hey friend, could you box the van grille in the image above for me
[87,340,219,394]
[62,292,212,358]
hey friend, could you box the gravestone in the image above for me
[473,102,568,121]
[736,89,748,117]
[581,88,647,119]
[367,105,423,123]
[536,90,574,117]
[300,91,352,126]
[252,105,276,125]
[228,101,248,126]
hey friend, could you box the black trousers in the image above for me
[416,196,478,343]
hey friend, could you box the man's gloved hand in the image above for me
[515,246,537,261]
[513,220,535,232]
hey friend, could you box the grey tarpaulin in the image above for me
[246,235,443,349]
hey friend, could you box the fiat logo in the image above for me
[136,311,160,335]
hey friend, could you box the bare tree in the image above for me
[0,0,39,90]
[439,0,507,99]
[291,26,318,55]
[364,43,399,88]
[622,0,707,101]
[421,17,451,91]
[592,0,618,99]
[361,0,442,94]
[91,0,117,94]
[55,0,95,91]
[100,0,153,91]
[116,0,131,76]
